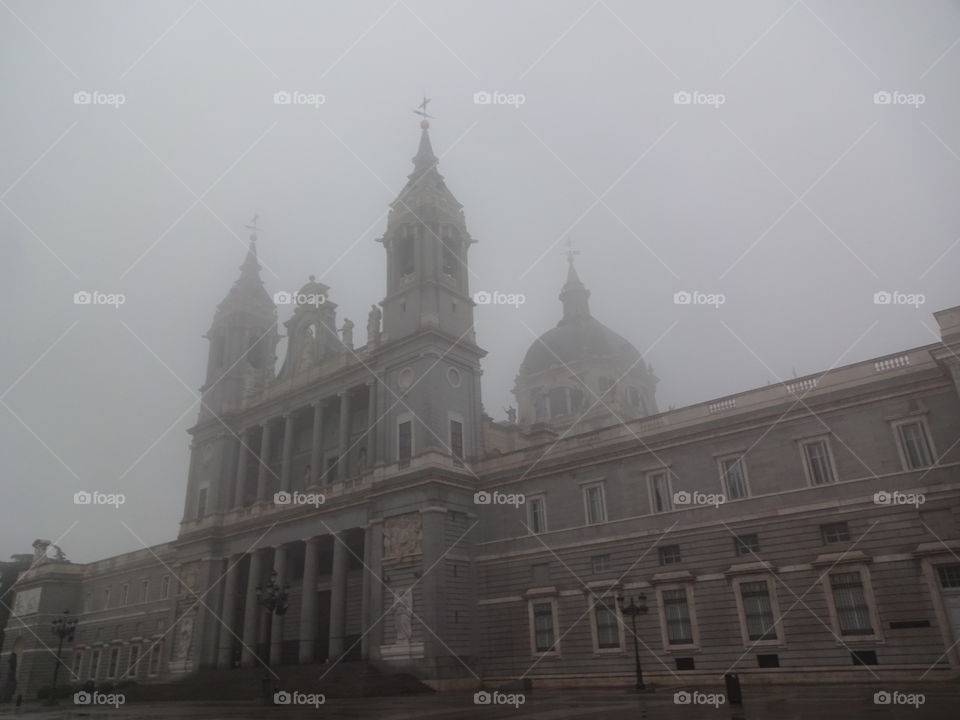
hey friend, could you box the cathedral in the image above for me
[3,115,960,699]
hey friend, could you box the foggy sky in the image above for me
[2,0,958,562]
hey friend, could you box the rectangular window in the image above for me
[449,419,464,467]
[196,487,207,518]
[531,601,556,654]
[119,584,129,606]
[107,647,120,678]
[938,564,960,589]
[160,575,170,599]
[90,649,101,680]
[594,600,622,650]
[325,455,339,482]
[663,588,694,645]
[141,579,150,602]
[830,571,874,636]
[127,645,140,679]
[803,439,835,485]
[735,534,760,557]
[528,496,547,534]
[821,521,850,544]
[148,645,161,676]
[896,421,934,469]
[740,581,777,641]
[72,651,84,678]
[648,471,672,513]
[719,455,749,499]
[659,545,681,566]
[398,420,412,467]
[583,484,607,525]
[102,588,111,609]
[591,554,611,574]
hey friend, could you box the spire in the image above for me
[558,248,591,324]
[409,95,439,182]
[238,214,263,282]
[239,232,260,279]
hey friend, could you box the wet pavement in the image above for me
[1,684,958,719]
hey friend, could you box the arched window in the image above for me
[533,391,547,422]
[442,227,459,277]
[398,227,415,275]
[548,387,570,417]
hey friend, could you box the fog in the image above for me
[1,0,958,562]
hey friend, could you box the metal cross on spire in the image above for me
[413,95,434,128]
[244,213,262,233]
[562,237,580,264]
[414,95,433,119]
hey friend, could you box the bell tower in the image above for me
[376,104,486,466]
[200,224,279,421]
[379,101,476,345]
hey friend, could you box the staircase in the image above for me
[122,661,433,703]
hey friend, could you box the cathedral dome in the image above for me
[513,259,658,431]
[519,314,642,377]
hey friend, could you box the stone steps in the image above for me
[122,661,433,702]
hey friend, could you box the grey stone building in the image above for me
[2,118,960,698]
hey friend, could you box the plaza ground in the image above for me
[1,684,959,719]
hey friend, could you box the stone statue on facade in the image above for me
[341,318,354,351]
[367,304,382,347]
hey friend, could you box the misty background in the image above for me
[1,0,958,562]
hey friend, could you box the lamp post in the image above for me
[49,610,77,703]
[256,570,289,704]
[617,593,649,691]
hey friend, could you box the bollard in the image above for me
[724,673,742,705]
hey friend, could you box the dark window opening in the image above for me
[675,657,695,671]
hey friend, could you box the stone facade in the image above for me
[2,120,960,698]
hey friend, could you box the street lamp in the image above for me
[256,570,289,704]
[617,593,649,691]
[49,610,77,703]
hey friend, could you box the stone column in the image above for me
[366,520,384,659]
[366,381,377,471]
[270,545,287,667]
[233,431,249,508]
[216,555,240,668]
[309,401,323,488]
[360,525,373,659]
[420,508,446,659]
[298,537,320,663]
[280,413,295,492]
[338,391,350,479]
[256,422,272,502]
[240,549,263,667]
[327,532,348,660]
